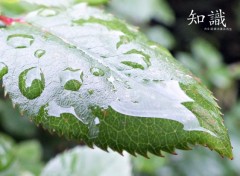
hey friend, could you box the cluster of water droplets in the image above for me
[4,30,104,137]
[1,5,219,140]
[5,34,44,100]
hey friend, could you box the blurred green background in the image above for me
[0,0,240,175]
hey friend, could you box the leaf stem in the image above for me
[0,15,23,26]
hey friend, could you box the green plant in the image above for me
[0,0,234,175]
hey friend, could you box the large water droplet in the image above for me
[7,34,34,49]
[34,49,46,58]
[44,101,88,124]
[110,80,216,136]
[19,67,45,100]
[60,68,83,91]
[38,9,58,17]
[0,62,8,79]
[90,67,105,77]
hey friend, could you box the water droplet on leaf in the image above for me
[88,89,94,95]
[121,61,145,70]
[90,67,105,77]
[124,49,151,68]
[34,49,46,58]
[0,62,8,79]
[38,9,58,17]
[60,67,83,91]
[19,67,45,100]
[110,80,216,136]
[7,34,34,49]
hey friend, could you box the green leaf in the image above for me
[0,99,37,137]
[41,146,132,176]
[145,26,175,50]
[13,140,43,175]
[0,133,15,171]
[191,38,223,70]
[0,4,233,158]
[0,0,37,16]
[0,135,43,176]
[108,0,175,25]
[132,153,166,175]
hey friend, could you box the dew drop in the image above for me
[88,89,94,95]
[34,49,46,58]
[60,67,83,91]
[90,67,105,77]
[19,67,45,100]
[7,34,34,49]
[121,61,144,70]
[38,9,58,17]
[0,62,8,79]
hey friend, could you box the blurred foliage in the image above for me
[0,0,37,16]
[108,0,175,26]
[0,100,37,138]
[0,133,14,172]
[41,147,132,176]
[145,26,176,50]
[0,0,240,175]
[0,133,43,176]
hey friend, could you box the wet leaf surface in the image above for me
[0,3,232,158]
